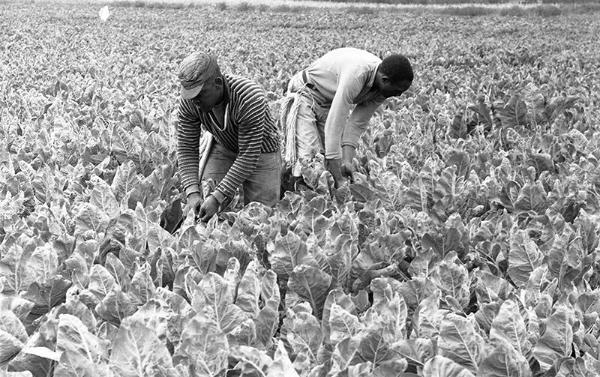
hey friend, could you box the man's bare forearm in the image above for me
[342,145,356,165]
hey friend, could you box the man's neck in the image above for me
[218,75,230,106]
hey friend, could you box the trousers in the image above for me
[202,142,281,206]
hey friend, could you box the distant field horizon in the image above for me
[22,0,600,8]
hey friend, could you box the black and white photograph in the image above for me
[1,0,599,375]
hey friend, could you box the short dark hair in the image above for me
[380,54,413,84]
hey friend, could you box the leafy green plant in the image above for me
[1,2,600,377]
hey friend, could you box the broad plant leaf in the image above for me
[105,253,131,291]
[555,356,595,377]
[129,263,155,305]
[489,299,530,355]
[413,289,447,339]
[533,305,574,372]
[230,345,273,376]
[95,288,137,325]
[269,231,320,280]
[56,294,97,333]
[3,372,33,377]
[283,303,322,365]
[90,180,120,219]
[22,276,72,317]
[363,278,408,342]
[346,362,374,376]
[177,314,229,377]
[54,314,111,377]
[110,318,177,377]
[111,160,141,203]
[438,314,483,373]
[0,330,23,365]
[373,359,409,377]
[254,269,280,348]
[266,341,300,377]
[88,264,117,301]
[191,272,248,336]
[0,310,28,343]
[507,229,543,288]
[329,303,362,343]
[331,336,361,371]
[496,95,527,128]
[287,264,332,318]
[235,261,261,318]
[547,226,583,289]
[0,295,34,322]
[75,203,110,235]
[430,254,470,309]
[394,338,434,368]
[356,329,398,367]
[469,97,493,128]
[8,316,58,377]
[478,338,531,377]
[423,355,476,377]
[513,181,548,214]
[126,299,171,343]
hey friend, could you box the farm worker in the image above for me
[177,52,281,222]
[281,47,413,188]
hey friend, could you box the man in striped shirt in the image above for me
[177,52,280,222]
[281,48,413,188]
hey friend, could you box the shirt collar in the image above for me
[366,65,378,90]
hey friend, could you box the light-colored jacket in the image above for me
[304,48,386,160]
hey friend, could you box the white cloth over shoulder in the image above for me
[279,92,302,165]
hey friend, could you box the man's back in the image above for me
[305,47,382,104]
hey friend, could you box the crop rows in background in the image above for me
[1,2,600,377]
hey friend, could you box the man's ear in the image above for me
[214,76,224,87]
[380,73,391,84]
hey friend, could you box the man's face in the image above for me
[375,72,411,98]
[191,77,223,112]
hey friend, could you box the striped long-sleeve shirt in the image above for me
[177,74,279,200]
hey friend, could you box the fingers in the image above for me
[198,203,216,223]
[200,208,216,223]
[340,164,355,184]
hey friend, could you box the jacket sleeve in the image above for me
[176,98,203,195]
[323,69,366,160]
[341,97,385,149]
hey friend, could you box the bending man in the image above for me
[177,52,281,221]
[281,47,413,188]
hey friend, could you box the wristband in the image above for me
[212,190,226,204]
[185,184,201,197]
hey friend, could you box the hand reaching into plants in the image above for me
[325,158,348,188]
[341,145,357,184]
[198,195,220,222]
[341,160,355,183]
[184,192,203,219]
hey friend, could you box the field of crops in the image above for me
[1,2,600,376]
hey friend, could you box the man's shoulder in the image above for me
[320,48,381,82]
[177,97,199,118]
[225,74,266,98]
[326,48,381,63]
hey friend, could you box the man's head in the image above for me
[178,52,224,112]
[374,54,413,98]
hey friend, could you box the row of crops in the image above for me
[1,2,600,376]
